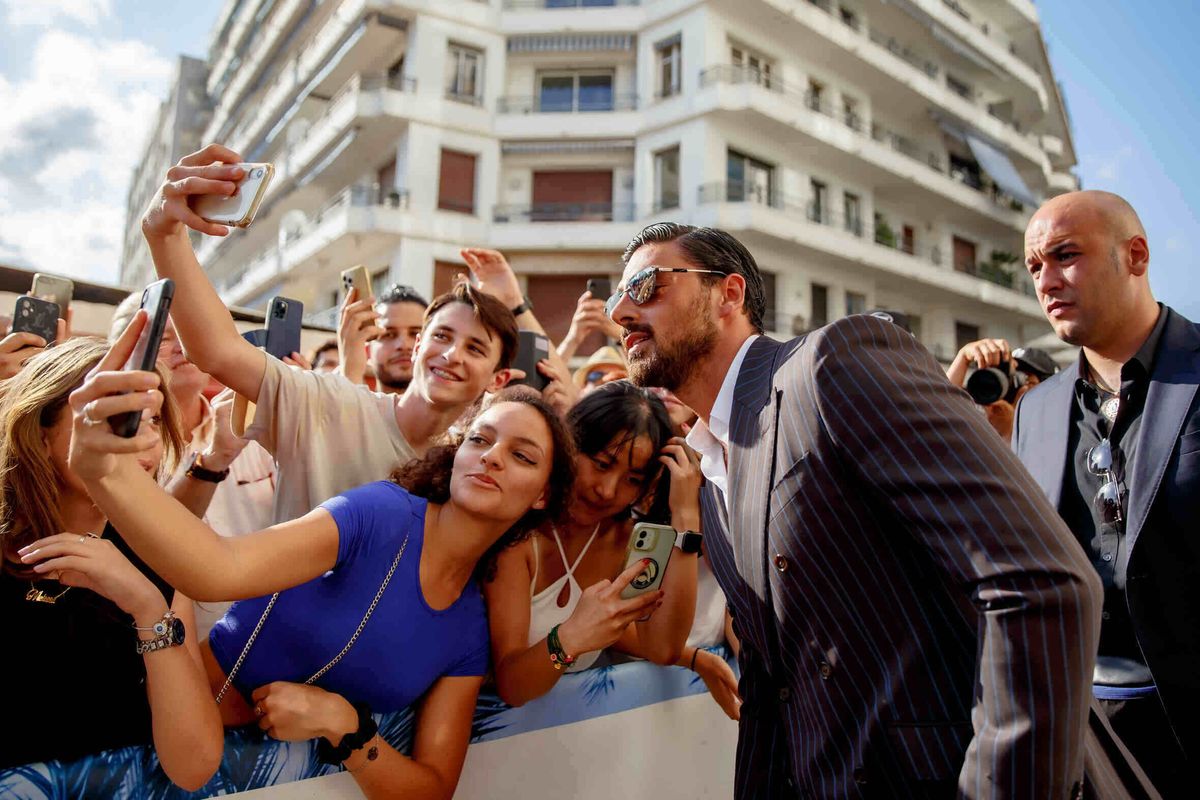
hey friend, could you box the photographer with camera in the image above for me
[947,338,1057,440]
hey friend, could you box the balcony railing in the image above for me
[497,93,638,114]
[492,203,636,223]
[700,66,1029,214]
[503,0,640,8]
[446,90,484,106]
[281,184,409,246]
[698,181,1030,296]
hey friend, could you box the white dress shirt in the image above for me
[685,334,758,511]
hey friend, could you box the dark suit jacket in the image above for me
[702,315,1102,799]
[1012,306,1200,761]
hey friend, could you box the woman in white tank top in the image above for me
[485,382,704,706]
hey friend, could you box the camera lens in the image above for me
[966,367,1009,405]
[273,300,287,319]
[253,168,264,178]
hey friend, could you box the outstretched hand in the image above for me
[460,248,523,310]
[142,143,246,240]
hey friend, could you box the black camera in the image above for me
[966,359,1026,405]
[965,347,1059,405]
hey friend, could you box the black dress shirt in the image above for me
[1059,305,1167,662]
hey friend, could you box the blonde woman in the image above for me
[0,323,222,789]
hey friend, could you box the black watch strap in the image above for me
[510,295,534,317]
[186,452,230,483]
[675,529,703,555]
[317,702,378,764]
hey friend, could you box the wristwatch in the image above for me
[675,529,703,555]
[134,609,186,654]
[510,295,534,317]
[186,452,230,484]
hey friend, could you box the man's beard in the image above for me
[375,361,412,392]
[626,298,719,391]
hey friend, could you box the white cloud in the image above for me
[1089,144,1135,184]
[4,0,113,28]
[0,27,172,284]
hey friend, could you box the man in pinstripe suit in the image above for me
[608,223,1103,799]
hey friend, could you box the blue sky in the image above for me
[0,0,1196,320]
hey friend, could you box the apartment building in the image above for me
[121,55,215,289]
[138,0,1077,360]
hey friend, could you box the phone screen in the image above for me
[512,330,550,391]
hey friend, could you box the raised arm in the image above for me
[811,315,1100,797]
[140,144,269,402]
[21,315,338,601]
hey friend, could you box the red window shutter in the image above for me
[438,149,477,213]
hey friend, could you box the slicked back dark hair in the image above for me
[621,222,766,333]
[377,283,429,310]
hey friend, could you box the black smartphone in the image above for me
[11,295,60,344]
[264,296,304,361]
[111,279,174,438]
[586,277,611,301]
[510,330,550,392]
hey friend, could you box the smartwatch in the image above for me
[510,295,534,317]
[675,529,703,555]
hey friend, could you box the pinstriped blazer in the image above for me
[701,315,1103,799]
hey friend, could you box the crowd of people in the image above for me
[0,141,1195,800]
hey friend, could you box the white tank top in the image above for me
[527,524,602,673]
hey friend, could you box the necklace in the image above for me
[26,582,71,604]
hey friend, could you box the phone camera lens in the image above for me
[253,167,264,178]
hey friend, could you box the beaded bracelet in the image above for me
[547,624,576,671]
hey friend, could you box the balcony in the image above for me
[493,203,636,223]
[502,0,640,7]
[697,66,1026,227]
[497,93,637,113]
[697,181,1038,305]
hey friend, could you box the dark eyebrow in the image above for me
[432,324,493,349]
[475,424,546,457]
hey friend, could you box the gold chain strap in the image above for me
[215,531,410,705]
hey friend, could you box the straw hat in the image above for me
[572,345,627,389]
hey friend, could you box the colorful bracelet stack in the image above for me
[547,624,576,671]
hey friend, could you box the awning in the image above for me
[962,131,1039,207]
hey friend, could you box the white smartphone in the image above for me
[619,522,676,601]
[31,273,74,314]
[340,265,373,300]
[192,162,275,228]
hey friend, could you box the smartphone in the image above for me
[510,330,550,392]
[191,162,275,228]
[111,279,174,438]
[31,274,74,314]
[11,295,60,343]
[619,522,676,600]
[586,277,611,301]
[340,265,373,301]
[264,296,304,361]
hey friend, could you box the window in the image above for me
[845,291,867,316]
[376,158,397,205]
[949,153,983,190]
[437,149,477,214]
[654,147,680,211]
[761,271,778,331]
[842,96,861,131]
[531,170,614,221]
[657,37,682,98]
[902,224,915,255]
[810,179,828,223]
[730,43,772,88]
[955,322,981,351]
[953,235,978,275]
[806,78,825,112]
[946,73,974,101]
[843,192,862,236]
[446,44,483,104]
[537,72,614,112]
[811,283,829,328]
[838,6,860,30]
[727,150,773,204]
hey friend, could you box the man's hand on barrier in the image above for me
[693,649,742,721]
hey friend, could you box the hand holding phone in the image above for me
[510,330,550,391]
[191,162,274,228]
[619,522,676,600]
[111,279,174,438]
[11,295,60,345]
[586,277,611,301]
[340,265,373,302]
[264,296,304,361]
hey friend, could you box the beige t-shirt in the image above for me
[246,356,417,525]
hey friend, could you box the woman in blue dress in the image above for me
[20,312,577,798]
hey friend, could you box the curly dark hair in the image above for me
[388,389,576,582]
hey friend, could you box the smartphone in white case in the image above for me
[192,162,275,228]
